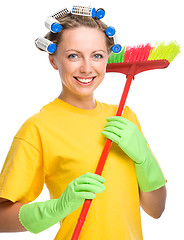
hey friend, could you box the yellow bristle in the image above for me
[148,41,180,63]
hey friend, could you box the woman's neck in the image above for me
[58,92,97,110]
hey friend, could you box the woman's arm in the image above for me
[0,198,26,232]
[139,185,167,219]
[102,117,166,193]
[0,173,106,234]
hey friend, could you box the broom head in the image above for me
[106,41,180,76]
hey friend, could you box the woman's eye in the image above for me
[68,54,79,59]
[93,54,103,59]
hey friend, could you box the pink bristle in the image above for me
[124,43,152,62]
[141,44,152,61]
[132,47,139,62]
[124,47,130,62]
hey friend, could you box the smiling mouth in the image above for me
[74,77,96,84]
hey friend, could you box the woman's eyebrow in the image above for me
[65,49,81,52]
[92,50,106,53]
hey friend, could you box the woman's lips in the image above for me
[74,76,96,85]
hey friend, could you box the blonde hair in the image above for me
[37,13,114,54]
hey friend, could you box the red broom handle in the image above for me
[71,74,134,240]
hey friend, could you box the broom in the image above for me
[71,41,180,240]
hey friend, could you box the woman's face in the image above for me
[49,26,109,99]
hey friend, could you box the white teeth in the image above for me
[75,77,94,83]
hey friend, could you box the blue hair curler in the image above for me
[91,8,97,17]
[112,44,122,53]
[35,37,57,54]
[71,6,105,19]
[105,26,122,53]
[72,6,96,17]
[95,8,105,19]
[45,8,70,33]
[106,26,116,37]
[47,43,57,54]
[45,17,62,33]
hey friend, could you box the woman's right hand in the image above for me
[18,173,106,234]
[57,173,106,217]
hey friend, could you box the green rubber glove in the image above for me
[101,116,166,192]
[19,173,106,234]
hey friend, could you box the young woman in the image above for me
[0,7,166,239]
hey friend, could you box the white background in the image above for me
[0,0,183,239]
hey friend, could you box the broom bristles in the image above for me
[108,47,125,63]
[124,43,152,62]
[108,41,180,64]
[148,41,180,62]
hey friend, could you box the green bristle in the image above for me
[148,41,180,63]
[107,52,116,63]
[108,46,125,63]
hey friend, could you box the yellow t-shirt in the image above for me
[0,98,143,239]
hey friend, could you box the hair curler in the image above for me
[106,26,116,37]
[71,5,105,19]
[44,8,70,33]
[35,37,57,54]
[45,17,61,33]
[51,8,70,19]
[95,8,105,19]
[112,35,122,54]
[106,26,122,53]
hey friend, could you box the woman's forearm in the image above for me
[0,199,26,232]
[139,185,167,219]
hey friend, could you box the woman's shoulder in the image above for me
[14,112,42,140]
[14,100,55,139]
[98,101,141,129]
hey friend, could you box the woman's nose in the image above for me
[80,58,93,74]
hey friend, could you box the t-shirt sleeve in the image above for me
[126,106,165,174]
[124,106,143,132]
[0,117,45,203]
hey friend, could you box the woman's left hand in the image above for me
[101,116,148,165]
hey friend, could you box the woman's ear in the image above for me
[49,55,58,70]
